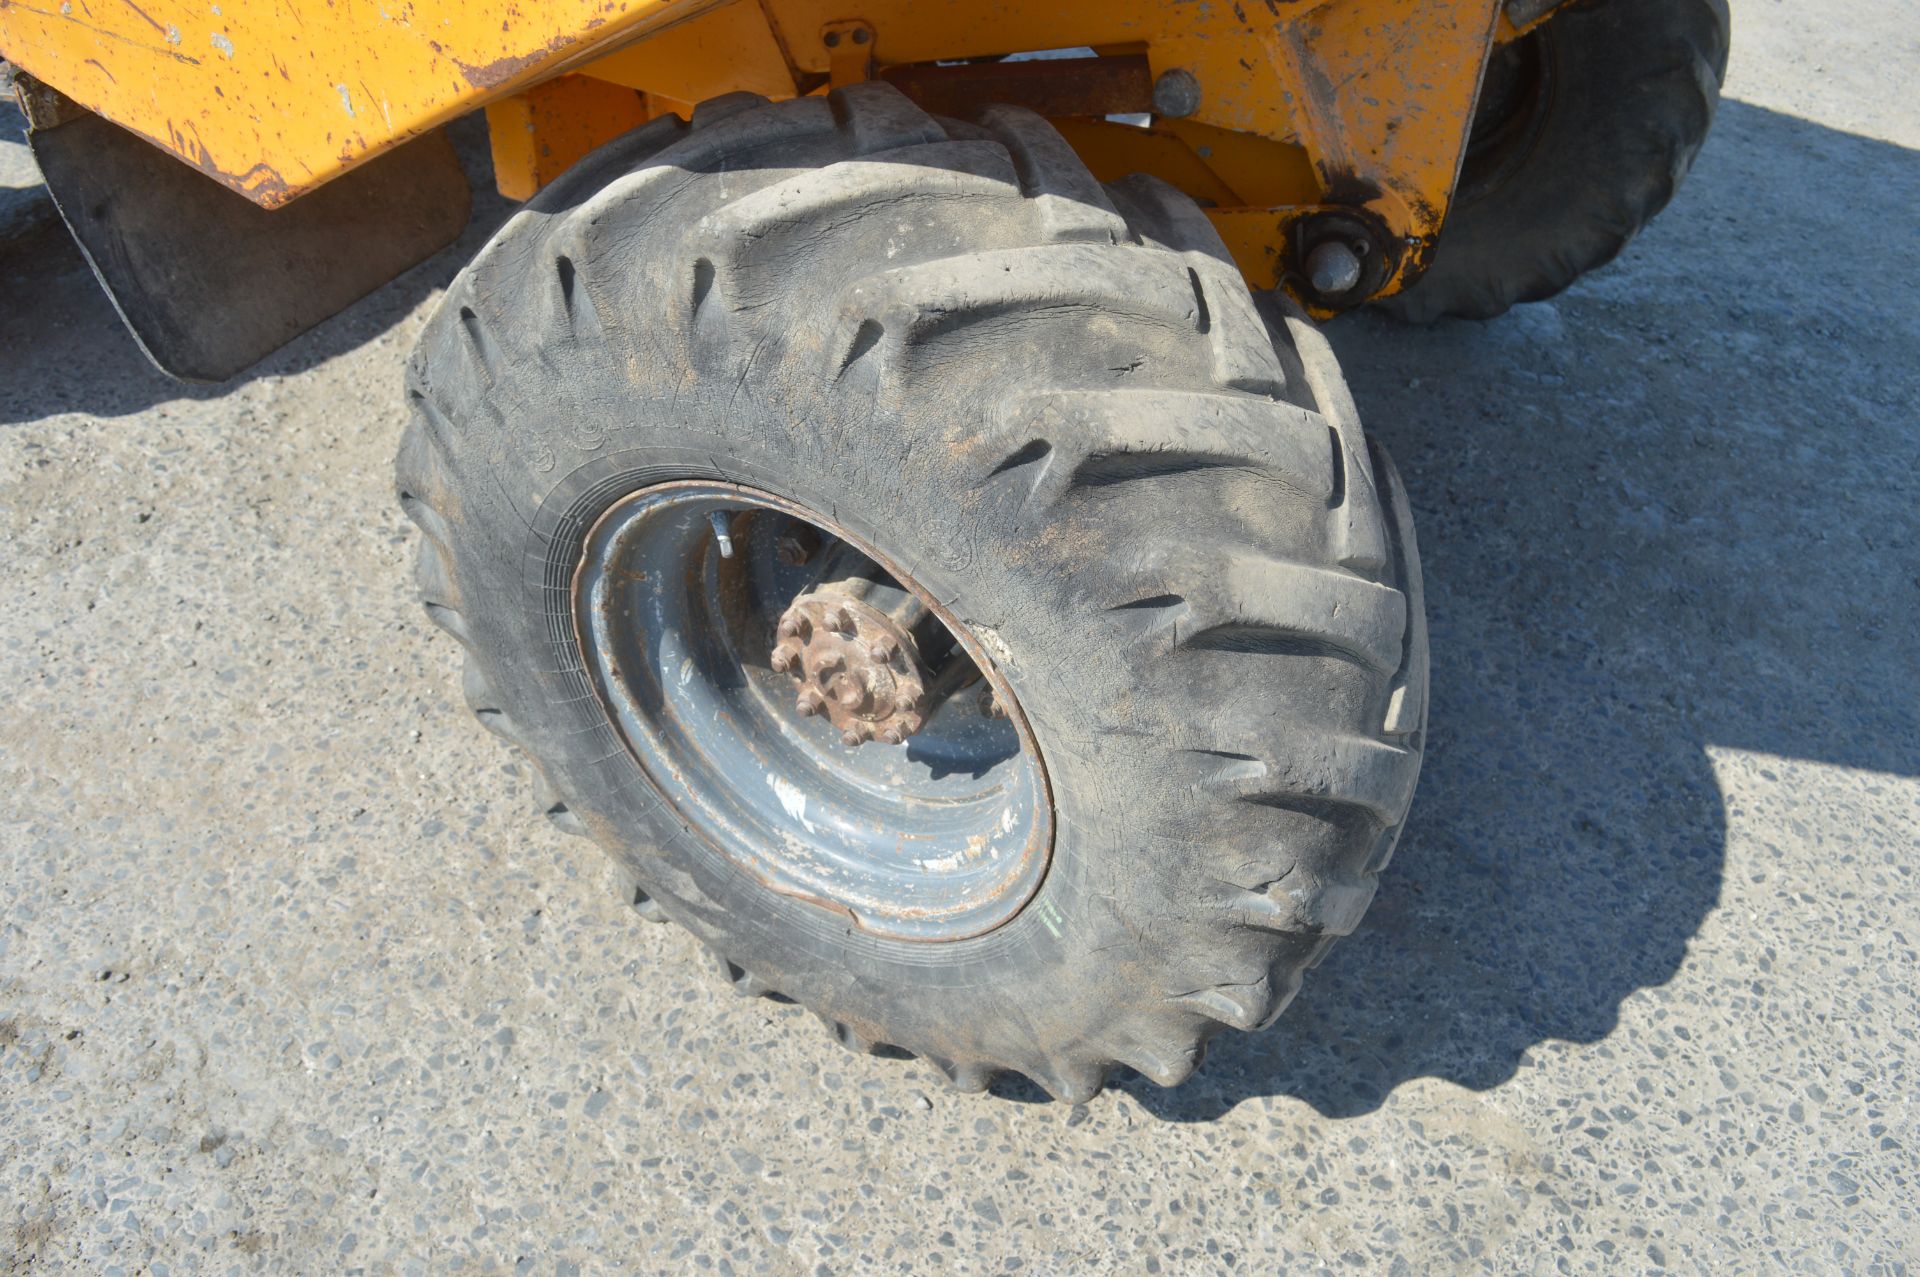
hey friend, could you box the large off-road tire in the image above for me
[396,83,1427,1101]
[1381,0,1730,323]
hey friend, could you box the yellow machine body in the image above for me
[0,0,1557,300]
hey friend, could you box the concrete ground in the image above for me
[2,3,1916,1272]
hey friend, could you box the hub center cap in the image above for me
[774,592,930,746]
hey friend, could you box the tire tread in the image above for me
[396,83,1429,1100]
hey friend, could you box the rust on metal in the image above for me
[568,479,1056,941]
[451,27,610,93]
[879,54,1151,120]
[0,0,1512,300]
[773,528,819,568]
[774,592,929,747]
[10,69,83,129]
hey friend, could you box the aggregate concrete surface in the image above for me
[2,4,1916,1272]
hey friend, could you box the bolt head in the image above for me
[841,727,866,747]
[1306,240,1364,298]
[868,638,895,662]
[879,727,903,745]
[777,616,803,639]
[1152,68,1202,119]
[797,689,825,716]
[826,607,853,632]
[774,535,811,567]
[771,645,797,673]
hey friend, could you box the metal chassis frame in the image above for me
[1,0,1567,310]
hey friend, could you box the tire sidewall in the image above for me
[437,382,1183,1058]
[1385,0,1729,320]
[407,83,1421,1082]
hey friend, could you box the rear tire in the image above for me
[396,84,1427,1100]
[1381,0,1730,323]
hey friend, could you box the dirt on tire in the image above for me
[396,83,1427,1101]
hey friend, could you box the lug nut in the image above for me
[774,534,813,567]
[771,586,933,750]
[1306,240,1364,298]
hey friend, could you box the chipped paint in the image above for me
[451,26,604,93]
[768,774,817,835]
[0,0,735,204]
[1,0,1503,300]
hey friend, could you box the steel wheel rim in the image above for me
[572,480,1053,942]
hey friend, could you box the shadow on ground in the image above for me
[0,116,514,425]
[4,94,1914,1121]
[1113,98,1920,1119]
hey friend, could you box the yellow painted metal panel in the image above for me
[486,75,651,202]
[1,0,1505,304]
[1259,0,1500,227]
[0,0,734,205]
[1050,118,1245,208]
[578,2,797,102]
[1156,119,1321,210]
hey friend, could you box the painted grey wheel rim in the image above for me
[572,481,1053,942]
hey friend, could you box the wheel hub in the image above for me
[570,480,1053,941]
[774,591,929,746]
